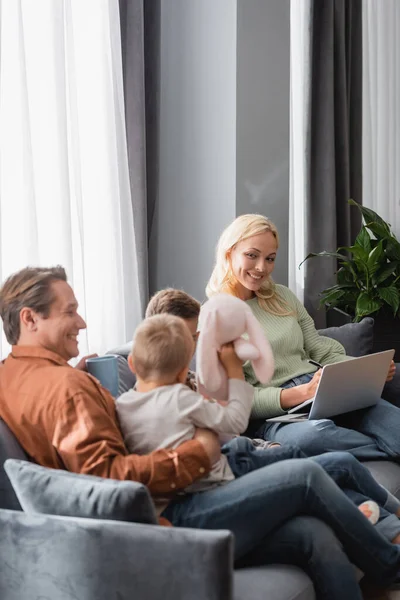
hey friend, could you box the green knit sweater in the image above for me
[244,284,350,419]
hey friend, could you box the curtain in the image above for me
[0,0,142,358]
[288,0,312,304]
[363,0,400,236]
[303,0,363,327]
[118,0,160,309]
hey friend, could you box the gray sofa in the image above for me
[1,316,400,599]
[0,419,315,600]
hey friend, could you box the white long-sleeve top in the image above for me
[116,378,253,492]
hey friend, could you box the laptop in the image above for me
[266,349,395,423]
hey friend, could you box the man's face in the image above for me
[184,317,199,356]
[33,280,86,361]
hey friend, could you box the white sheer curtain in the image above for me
[0,0,142,359]
[363,0,400,236]
[288,0,311,304]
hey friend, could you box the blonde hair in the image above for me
[131,314,193,382]
[206,214,291,316]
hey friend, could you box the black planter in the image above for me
[326,307,400,362]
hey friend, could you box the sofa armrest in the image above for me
[0,509,234,600]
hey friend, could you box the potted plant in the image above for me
[303,199,400,359]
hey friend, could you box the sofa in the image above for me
[0,419,316,600]
[1,316,400,599]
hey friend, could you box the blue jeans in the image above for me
[223,439,400,542]
[256,373,400,461]
[162,459,400,599]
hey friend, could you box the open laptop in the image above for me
[266,349,395,423]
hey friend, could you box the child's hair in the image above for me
[131,314,193,382]
[206,214,291,316]
[145,288,201,320]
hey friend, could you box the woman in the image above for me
[206,213,400,461]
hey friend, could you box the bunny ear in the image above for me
[244,309,274,384]
[196,310,225,395]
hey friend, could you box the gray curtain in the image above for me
[304,0,362,327]
[119,0,160,314]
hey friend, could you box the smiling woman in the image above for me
[206,213,400,463]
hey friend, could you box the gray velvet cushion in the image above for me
[4,459,157,524]
[107,341,132,358]
[0,509,233,600]
[318,317,374,357]
[234,565,315,600]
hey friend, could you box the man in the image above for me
[0,267,215,494]
[1,266,400,598]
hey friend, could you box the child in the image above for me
[116,314,254,492]
[145,288,279,449]
[145,288,200,392]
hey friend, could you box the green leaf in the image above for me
[349,199,391,234]
[338,244,369,262]
[337,267,356,285]
[373,262,400,285]
[300,251,349,269]
[355,292,383,318]
[367,241,384,276]
[377,285,400,316]
[321,289,345,303]
[367,222,392,240]
[385,238,400,261]
[354,227,372,253]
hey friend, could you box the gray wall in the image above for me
[151,0,290,297]
[149,0,237,301]
[236,0,290,285]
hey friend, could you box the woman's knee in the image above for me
[284,421,337,450]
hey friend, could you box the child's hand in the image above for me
[218,343,244,380]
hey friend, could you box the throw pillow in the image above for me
[318,317,374,357]
[4,459,157,525]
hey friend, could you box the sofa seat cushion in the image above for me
[5,459,158,524]
[363,460,400,500]
[234,565,315,600]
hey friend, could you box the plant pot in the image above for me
[326,306,400,362]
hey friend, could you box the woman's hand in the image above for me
[386,360,396,382]
[280,369,322,410]
[218,343,244,380]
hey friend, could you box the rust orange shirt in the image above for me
[0,346,210,497]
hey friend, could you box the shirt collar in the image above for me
[11,345,71,367]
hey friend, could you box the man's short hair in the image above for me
[132,314,193,382]
[0,266,67,345]
[145,288,201,320]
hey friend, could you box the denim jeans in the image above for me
[223,438,400,542]
[162,459,400,599]
[257,373,400,461]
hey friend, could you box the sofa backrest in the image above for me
[0,419,29,510]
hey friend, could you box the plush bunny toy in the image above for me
[196,294,274,401]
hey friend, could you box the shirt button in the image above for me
[170,483,176,489]
[199,467,205,474]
